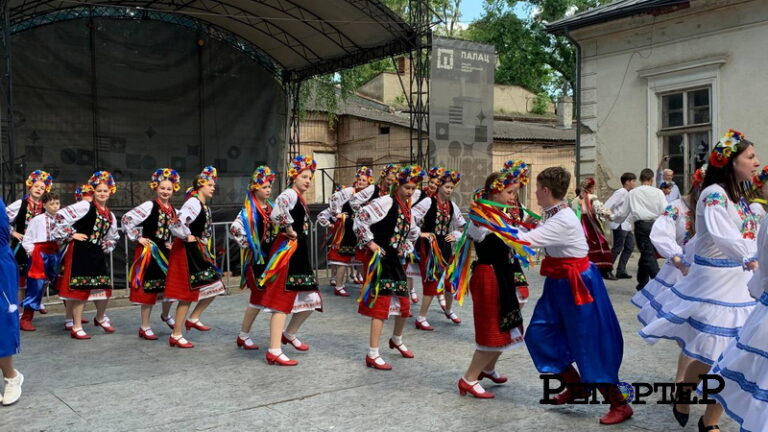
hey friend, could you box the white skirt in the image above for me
[639,256,756,365]
[633,261,685,325]
[700,292,768,432]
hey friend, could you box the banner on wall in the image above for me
[430,36,496,206]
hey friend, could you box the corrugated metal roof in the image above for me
[546,0,688,34]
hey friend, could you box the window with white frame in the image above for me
[658,87,711,191]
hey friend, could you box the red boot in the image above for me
[598,385,634,425]
[19,308,36,332]
[552,365,591,405]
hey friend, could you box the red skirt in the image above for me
[469,264,513,347]
[165,238,201,302]
[258,238,319,314]
[581,216,612,269]
[328,248,353,264]
[55,244,112,301]
[28,242,58,279]
[358,295,411,320]
[129,248,160,305]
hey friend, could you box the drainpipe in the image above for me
[563,27,582,181]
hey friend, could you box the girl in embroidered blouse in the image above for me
[638,130,760,431]
[7,170,53,313]
[122,169,181,341]
[230,166,276,351]
[260,155,321,366]
[165,167,225,348]
[54,171,120,340]
[354,165,424,371]
[411,169,465,329]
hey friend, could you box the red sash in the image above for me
[540,256,594,306]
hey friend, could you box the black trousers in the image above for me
[634,220,659,291]
[611,228,635,274]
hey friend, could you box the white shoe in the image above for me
[2,370,23,406]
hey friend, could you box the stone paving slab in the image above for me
[1,259,738,431]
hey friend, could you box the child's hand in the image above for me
[72,233,88,241]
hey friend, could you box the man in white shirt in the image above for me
[603,173,636,279]
[655,156,681,202]
[615,168,668,291]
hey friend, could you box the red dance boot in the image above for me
[598,385,634,425]
[552,365,590,405]
[19,308,36,332]
[457,378,495,399]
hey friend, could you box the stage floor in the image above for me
[4,257,738,431]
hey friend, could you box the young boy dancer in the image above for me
[517,167,633,425]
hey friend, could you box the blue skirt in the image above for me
[524,263,624,384]
[0,246,20,358]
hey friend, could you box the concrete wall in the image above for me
[571,0,768,195]
[494,85,555,114]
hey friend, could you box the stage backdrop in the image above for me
[429,36,495,206]
[10,18,287,210]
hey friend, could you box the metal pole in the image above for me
[1,0,17,201]
[89,9,100,170]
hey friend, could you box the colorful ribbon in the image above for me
[258,238,298,286]
[436,225,473,301]
[197,240,222,275]
[357,248,383,307]
[129,240,169,290]
[469,200,537,267]
[424,234,447,283]
[241,192,264,265]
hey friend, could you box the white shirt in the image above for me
[615,184,668,225]
[656,171,681,202]
[516,203,589,258]
[603,187,631,231]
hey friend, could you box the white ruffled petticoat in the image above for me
[632,260,684,324]
[638,255,756,365]
[699,292,768,432]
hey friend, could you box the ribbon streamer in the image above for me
[357,248,383,308]
[129,240,169,290]
[424,234,446,283]
[258,238,298,286]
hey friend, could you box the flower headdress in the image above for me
[196,166,218,187]
[250,165,275,191]
[26,170,54,192]
[692,166,707,190]
[380,163,400,179]
[150,168,181,192]
[752,166,768,191]
[88,171,117,195]
[396,165,426,185]
[579,177,596,192]
[426,166,445,180]
[488,169,526,194]
[74,184,94,202]
[502,160,530,186]
[288,155,317,179]
[437,169,461,186]
[334,184,345,193]
[709,129,746,168]
[355,166,374,184]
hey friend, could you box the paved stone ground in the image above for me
[2,257,737,431]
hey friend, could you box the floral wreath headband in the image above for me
[396,165,426,185]
[379,163,400,178]
[250,165,276,191]
[427,166,445,180]
[195,165,218,188]
[502,160,530,186]
[288,155,317,180]
[88,171,117,195]
[335,184,345,192]
[489,168,527,194]
[74,184,94,202]
[150,168,181,192]
[437,169,461,186]
[752,165,768,190]
[692,166,707,190]
[580,177,596,191]
[26,170,54,192]
[355,166,374,184]
[709,129,746,168]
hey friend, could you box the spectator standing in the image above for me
[604,172,636,279]
[656,156,681,202]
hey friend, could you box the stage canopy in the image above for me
[5,0,418,82]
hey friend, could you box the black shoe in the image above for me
[673,387,690,427]
[616,272,632,279]
[602,271,617,281]
[698,417,720,432]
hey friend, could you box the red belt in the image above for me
[540,256,594,305]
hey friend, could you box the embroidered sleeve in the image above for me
[316,207,335,228]
[170,198,201,239]
[449,202,466,239]
[229,210,248,248]
[271,189,297,228]
[702,190,757,265]
[467,220,491,242]
[411,196,432,226]
[52,201,90,240]
[590,195,612,221]
[328,187,353,215]
[349,184,374,212]
[121,201,153,242]
[650,206,684,261]
[101,212,120,253]
[353,196,393,245]
[5,200,21,229]
[21,215,42,255]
